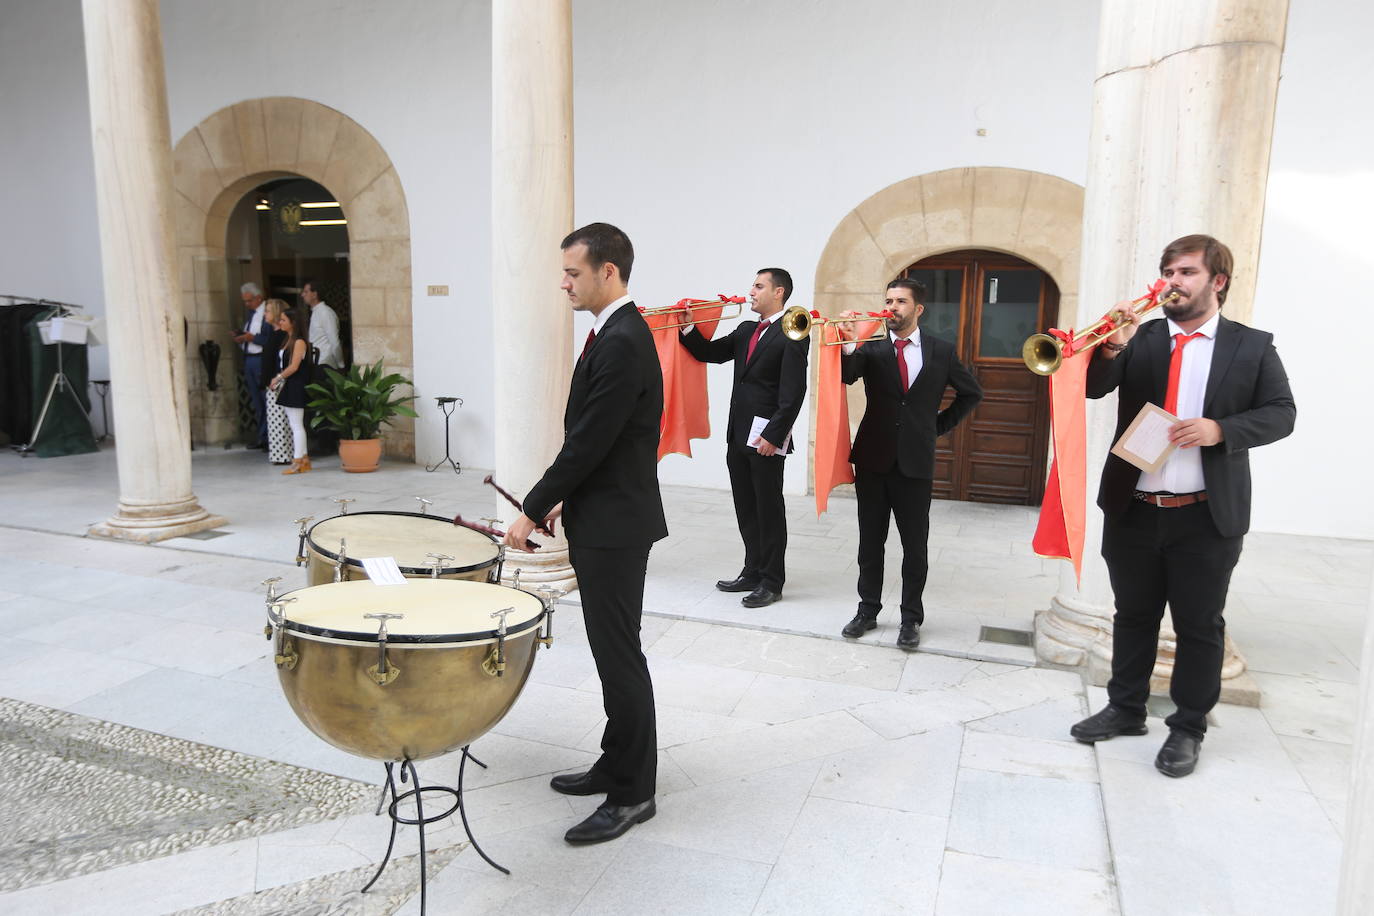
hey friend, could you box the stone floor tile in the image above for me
[66,666,237,735]
[641,654,760,717]
[728,671,900,724]
[651,701,768,748]
[1253,671,1359,743]
[675,626,906,690]
[572,838,769,915]
[752,796,945,915]
[959,730,1098,782]
[110,618,269,677]
[949,666,1065,715]
[647,760,821,863]
[947,769,1109,871]
[934,851,1117,916]
[1280,734,1353,801]
[965,695,1089,742]
[14,607,161,654]
[1098,757,1340,916]
[492,681,612,747]
[394,861,581,915]
[667,710,880,785]
[1234,619,1360,683]
[0,643,154,708]
[445,810,624,896]
[0,837,259,916]
[897,653,993,692]
[849,688,997,740]
[811,725,964,818]
[254,832,372,892]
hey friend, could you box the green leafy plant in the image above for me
[305,359,419,441]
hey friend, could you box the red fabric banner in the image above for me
[1032,350,1089,582]
[646,301,724,461]
[813,319,883,516]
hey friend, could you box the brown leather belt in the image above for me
[1134,490,1208,508]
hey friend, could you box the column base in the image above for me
[88,497,226,544]
[1086,628,1260,708]
[1034,592,1110,667]
[502,542,577,593]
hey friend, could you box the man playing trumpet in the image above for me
[1070,235,1295,778]
[835,279,982,649]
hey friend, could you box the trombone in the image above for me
[640,296,745,330]
[779,305,894,346]
[1021,288,1180,375]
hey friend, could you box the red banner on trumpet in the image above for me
[813,317,886,516]
[643,297,741,461]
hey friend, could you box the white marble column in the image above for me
[491,0,575,589]
[1338,564,1374,914]
[83,0,225,543]
[1036,0,1289,701]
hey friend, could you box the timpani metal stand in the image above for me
[425,396,463,475]
[360,748,507,915]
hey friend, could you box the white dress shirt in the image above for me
[843,328,922,388]
[592,294,634,335]
[1137,312,1219,494]
[309,301,343,368]
[243,305,265,355]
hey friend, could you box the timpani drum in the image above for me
[301,511,500,586]
[268,579,548,761]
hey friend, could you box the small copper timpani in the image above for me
[266,578,549,762]
[297,510,501,586]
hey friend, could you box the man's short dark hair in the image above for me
[1160,234,1233,306]
[756,268,794,304]
[887,278,927,302]
[561,223,634,282]
[301,277,319,297]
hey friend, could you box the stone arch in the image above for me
[171,97,414,458]
[809,166,1085,489]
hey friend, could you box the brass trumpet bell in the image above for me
[1022,333,1068,376]
[780,305,814,341]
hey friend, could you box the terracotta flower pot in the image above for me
[338,438,382,473]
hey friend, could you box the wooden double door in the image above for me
[897,250,1054,505]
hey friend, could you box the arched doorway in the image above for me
[226,176,352,446]
[171,97,414,458]
[809,166,1085,506]
[897,250,1055,504]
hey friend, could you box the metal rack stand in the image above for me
[16,300,96,456]
[360,749,506,914]
[425,396,463,474]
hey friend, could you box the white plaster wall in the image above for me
[1249,0,1374,539]
[0,0,1366,538]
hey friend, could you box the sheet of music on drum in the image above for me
[360,557,408,585]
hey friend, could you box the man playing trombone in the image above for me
[835,279,981,649]
[679,268,808,608]
[1069,235,1295,778]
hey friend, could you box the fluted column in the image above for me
[83,0,224,543]
[491,0,575,589]
[1036,0,1289,699]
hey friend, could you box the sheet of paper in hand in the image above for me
[1110,402,1181,473]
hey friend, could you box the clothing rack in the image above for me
[1,295,98,456]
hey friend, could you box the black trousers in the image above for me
[1102,501,1243,738]
[855,469,932,626]
[569,542,657,805]
[724,442,788,591]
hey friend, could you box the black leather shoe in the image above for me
[1155,729,1202,778]
[716,575,761,593]
[1070,705,1148,744]
[841,614,877,639]
[564,799,656,844]
[549,770,613,796]
[741,586,780,608]
[896,624,921,650]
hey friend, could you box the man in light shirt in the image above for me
[301,278,342,453]
[1069,235,1296,778]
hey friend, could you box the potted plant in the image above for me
[306,359,419,473]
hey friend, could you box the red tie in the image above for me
[745,320,767,362]
[580,329,596,362]
[1164,332,1204,414]
[894,338,911,390]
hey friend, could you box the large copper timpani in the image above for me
[266,578,548,762]
[298,510,501,586]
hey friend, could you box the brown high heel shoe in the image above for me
[282,456,312,475]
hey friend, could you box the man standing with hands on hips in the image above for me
[1069,235,1295,778]
[835,279,982,650]
[505,222,666,844]
[679,268,808,608]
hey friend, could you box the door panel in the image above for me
[898,251,1053,506]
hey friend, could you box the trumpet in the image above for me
[1021,287,1180,375]
[640,295,745,330]
[779,305,894,345]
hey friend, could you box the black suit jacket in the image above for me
[680,317,809,450]
[1087,315,1296,538]
[842,332,982,478]
[524,303,668,549]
